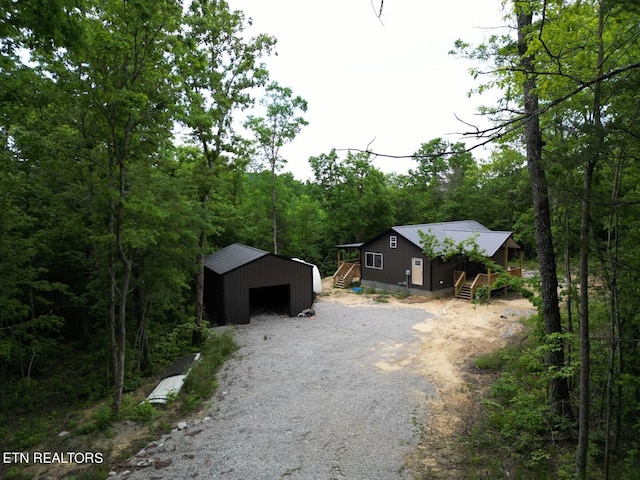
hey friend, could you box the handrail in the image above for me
[332,261,360,287]
[332,261,349,280]
[456,268,521,300]
[454,270,466,297]
[351,263,362,280]
[470,274,482,299]
[508,266,522,278]
[343,263,357,281]
[471,273,500,298]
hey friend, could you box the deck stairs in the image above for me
[456,282,473,300]
[334,273,352,289]
[454,266,522,301]
[333,262,360,289]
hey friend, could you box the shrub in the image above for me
[129,401,156,423]
[12,417,47,450]
[181,330,238,402]
[77,404,114,435]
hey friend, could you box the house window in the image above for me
[390,236,397,248]
[365,252,383,270]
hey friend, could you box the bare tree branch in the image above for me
[337,61,640,161]
[371,0,384,24]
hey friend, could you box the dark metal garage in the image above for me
[203,243,314,324]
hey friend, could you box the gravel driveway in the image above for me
[110,299,435,479]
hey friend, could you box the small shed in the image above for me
[203,243,314,324]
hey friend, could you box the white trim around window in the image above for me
[390,235,397,248]
[365,252,383,270]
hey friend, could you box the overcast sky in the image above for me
[228,0,509,180]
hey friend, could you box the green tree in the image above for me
[475,147,531,233]
[58,0,182,413]
[514,1,573,420]
[508,1,636,474]
[0,0,92,414]
[410,138,480,221]
[245,82,308,254]
[176,0,274,344]
[456,0,640,474]
[309,150,394,245]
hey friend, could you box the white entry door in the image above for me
[411,257,423,286]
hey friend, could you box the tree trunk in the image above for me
[193,141,218,347]
[112,158,132,415]
[133,276,149,372]
[108,156,118,411]
[603,221,618,480]
[516,4,572,418]
[193,236,205,347]
[112,257,130,415]
[576,3,605,476]
[271,160,278,254]
[564,212,574,392]
[603,147,624,480]
[576,151,595,478]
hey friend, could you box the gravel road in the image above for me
[109,299,435,479]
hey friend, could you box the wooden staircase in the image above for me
[454,265,523,301]
[334,271,353,289]
[332,262,360,289]
[456,282,473,300]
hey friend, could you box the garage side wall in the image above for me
[224,255,313,324]
[203,268,224,324]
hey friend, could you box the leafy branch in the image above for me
[418,229,533,304]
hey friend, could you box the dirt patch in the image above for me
[321,280,535,477]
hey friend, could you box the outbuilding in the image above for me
[203,243,314,324]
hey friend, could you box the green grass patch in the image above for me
[180,330,238,409]
[474,350,508,371]
[392,290,410,300]
[475,343,522,371]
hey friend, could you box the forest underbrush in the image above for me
[450,316,640,480]
[0,330,238,480]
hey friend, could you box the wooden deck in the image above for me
[454,267,522,300]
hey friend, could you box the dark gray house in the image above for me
[203,243,314,324]
[356,220,522,298]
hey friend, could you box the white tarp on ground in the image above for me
[147,352,201,404]
[147,375,187,404]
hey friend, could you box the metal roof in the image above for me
[335,242,364,249]
[203,243,269,275]
[391,220,518,257]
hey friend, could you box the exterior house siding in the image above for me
[357,221,520,296]
[491,247,508,268]
[361,231,431,292]
[430,256,457,291]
